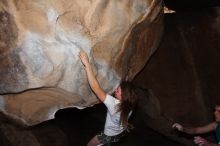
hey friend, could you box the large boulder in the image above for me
[134,7,220,146]
[0,0,163,125]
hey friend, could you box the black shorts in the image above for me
[97,131,127,145]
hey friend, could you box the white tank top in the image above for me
[103,94,132,136]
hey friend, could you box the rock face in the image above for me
[0,0,163,125]
[134,7,220,146]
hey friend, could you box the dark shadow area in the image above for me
[46,103,182,146]
[164,0,220,11]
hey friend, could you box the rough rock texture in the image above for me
[134,88,194,146]
[134,7,220,146]
[0,0,163,125]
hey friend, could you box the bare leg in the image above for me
[87,135,102,146]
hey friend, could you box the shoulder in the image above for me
[104,94,120,104]
[208,122,218,129]
[103,94,120,113]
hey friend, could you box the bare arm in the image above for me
[79,51,106,102]
[172,122,217,134]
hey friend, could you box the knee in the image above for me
[87,141,94,146]
[87,142,96,146]
[87,135,100,146]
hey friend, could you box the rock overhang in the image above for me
[0,0,164,126]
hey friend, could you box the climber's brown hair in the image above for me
[118,81,138,127]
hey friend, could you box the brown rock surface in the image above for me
[0,0,163,125]
[0,2,219,146]
[134,7,220,145]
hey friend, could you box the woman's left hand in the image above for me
[193,136,214,146]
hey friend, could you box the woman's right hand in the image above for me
[172,123,184,131]
[79,51,90,67]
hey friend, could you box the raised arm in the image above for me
[172,122,217,134]
[79,51,106,102]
